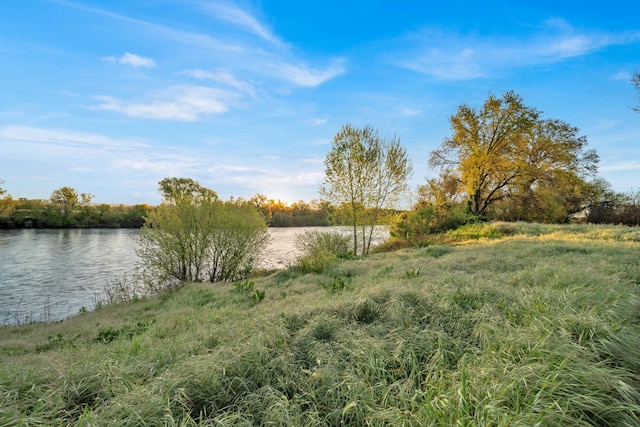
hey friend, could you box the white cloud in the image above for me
[304,138,331,147]
[274,60,346,87]
[548,35,597,58]
[60,1,242,53]
[0,125,206,188]
[65,1,345,92]
[0,124,325,203]
[0,125,147,151]
[394,20,640,80]
[119,52,155,68]
[179,69,255,95]
[70,167,92,173]
[93,85,237,121]
[195,1,282,46]
[600,160,640,172]
[61,90,80,97]
[612,71,632,81]
[208,164,254,174]
[398,106,422,117]
[208,161,324,187]
[102,52,156,68]
[301,156,324,165]
[403,50,484,80]
[111,157,198,177]
[101,55,117,64]
[310,117,328,126]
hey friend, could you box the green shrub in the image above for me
[137,179,269,289]
[390,203,473,245]
[295,229,353,257]
[297,250,337,274]
[295,230,353,274]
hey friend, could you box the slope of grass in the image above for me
[1,223,640,426]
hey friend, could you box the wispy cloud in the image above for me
[208,163,324,188]
[120,52,155,68]
[92,85,238,121]
[191,0,282,46]
[274,60,346,87]
[70,166,92,173]
[600,160,640,172]
[55,0,243,52]
[611,70,632,81]
[102,52,156,68]
[393,19,640,80]
[0,125,203,186]
[49,0,347,127]
[397,106,422,117]
[0,125,147,151]
[111,157,199,177]
[179,69,255,96]
[0,124,323,202]
[310,117,328,126]
[61,0,343,89]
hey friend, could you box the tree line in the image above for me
[0,186,152,229]
[0,184,397,230]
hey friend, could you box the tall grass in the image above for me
[1,223,639,425]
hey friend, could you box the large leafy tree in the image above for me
[499,118,599,221]
[50,186,94,217]
[429,91,598,219]
[320,124,412,254]
[158,177,218,203]
[48,186,95,226]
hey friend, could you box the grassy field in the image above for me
[1,222,639,426]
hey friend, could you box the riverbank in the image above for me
[1,222,640,425]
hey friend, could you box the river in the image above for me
[0,227,387,324]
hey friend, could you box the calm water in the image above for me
[0,227,386,324]
[0,229,140,324]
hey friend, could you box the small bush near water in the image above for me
[1,222,640,426]
[295,229,354,273]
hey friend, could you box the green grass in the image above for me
[1,222,640,425]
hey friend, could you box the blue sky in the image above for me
[1,0,639,205]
